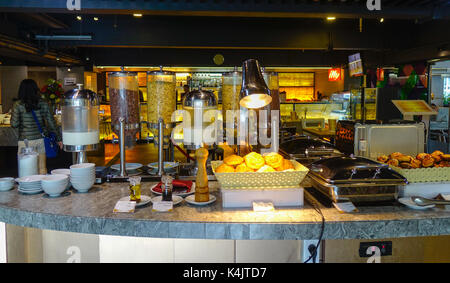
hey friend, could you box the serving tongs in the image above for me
[411,196,450,206]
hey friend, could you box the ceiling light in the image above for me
[133,13,143,18]
[76,15,82,21]
[56,57,60,61]
[68,67,71,72]
[93,17,99,21]
[380,18,384,23]
[327,17,336,21]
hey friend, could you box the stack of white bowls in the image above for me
[15,175,45,194]
[0,177,14,192]
[41,174,69,197]
[70,163,95,193]
[51,169,71,190]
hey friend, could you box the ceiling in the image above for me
[0,0,449,67]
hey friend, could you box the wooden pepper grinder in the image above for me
[195,147,210,202]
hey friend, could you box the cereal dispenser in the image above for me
[147,67,177,175]
[108,71,140,177]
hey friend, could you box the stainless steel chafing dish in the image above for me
[307,156,407,203]
[279,135,343,166]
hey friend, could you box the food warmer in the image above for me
[307,156,407,203]
[335,120,425,159]
[279,135,343,166]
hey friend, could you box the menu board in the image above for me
[392,100,437,116]
[348,53,363,77]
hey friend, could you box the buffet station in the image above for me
[1,59,450,217]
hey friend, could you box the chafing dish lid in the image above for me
[279,136,337,155]
[308,156,406,183]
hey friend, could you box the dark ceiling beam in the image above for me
[40,16,412,51]
[27,13,69,29]
[0,0,449,19]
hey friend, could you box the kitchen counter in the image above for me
[0,181,449,240]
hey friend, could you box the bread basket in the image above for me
[390,166,450,183]
[211,160,309,189]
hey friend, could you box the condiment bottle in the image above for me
[18,139,39,177]
[161,174,173,202]
[129,176,142,203]
[195,147,210,202]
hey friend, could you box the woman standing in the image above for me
[10,79,62,174]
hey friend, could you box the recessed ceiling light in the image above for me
[93,17,99,21]
[76,15,82,21]
[380,18,384,23]
[133,13,143,18]
[327,16,336,21]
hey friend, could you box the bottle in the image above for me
[161,174,173,201]
[18,139,39,177]
[129,176,142,203]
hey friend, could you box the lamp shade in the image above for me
[239,59,272,109]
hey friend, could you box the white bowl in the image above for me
[42,174,69,183]
[51,169,70,176]
[70,163,95,170]
[72,181,94,193]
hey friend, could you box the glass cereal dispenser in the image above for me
[108,71,140,177]
[221,67,242,125]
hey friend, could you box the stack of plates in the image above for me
[0,177,15,192]
[70,163,95,193]
[15,175,45,194]
[51,169,71,190]
[42,174,69,197]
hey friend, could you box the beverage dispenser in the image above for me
[108,71,140,176]
[61,84,100,164]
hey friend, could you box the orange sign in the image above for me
[328,68,341,81]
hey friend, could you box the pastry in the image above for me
[244,152,265,170]
[387,159,399,167]
[390,152,403,160]
[256,165,276,172]
[442,154,450,161]
[397,155,412,163]
[223,154,244,166]
[377,155,389,163]
[432,154,442,163]
[400,162,412,169]
[410,159,422,168]
[235,163,254,172]
[416,153,430,161]
[263,152,284,169]
[215,163,235,173]
[276,159,294,171]
[431,150,444,157]
[421,156,434,167]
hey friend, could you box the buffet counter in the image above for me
[0,181,449,240]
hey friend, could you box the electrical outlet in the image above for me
[302,240,320,263]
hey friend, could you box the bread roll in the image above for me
[244,152,265,170]
[256,165,276,172]
[263,152,284,169]
[377,155,389,163]
[235,163,254,172]
[387,159,399,167]
[215,163,235,173]
[223,154,244,166]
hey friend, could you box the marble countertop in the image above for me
[0,181,449,240]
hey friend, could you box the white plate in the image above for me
[150,183,196,197]
[15,175,45,183]
[18,188,43,194]
[150,195,183,205]
[147,162,179,170]
[111,163,143,171]
[119,195,152,207]
[185,194,216,206]
[398,197,436,210]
